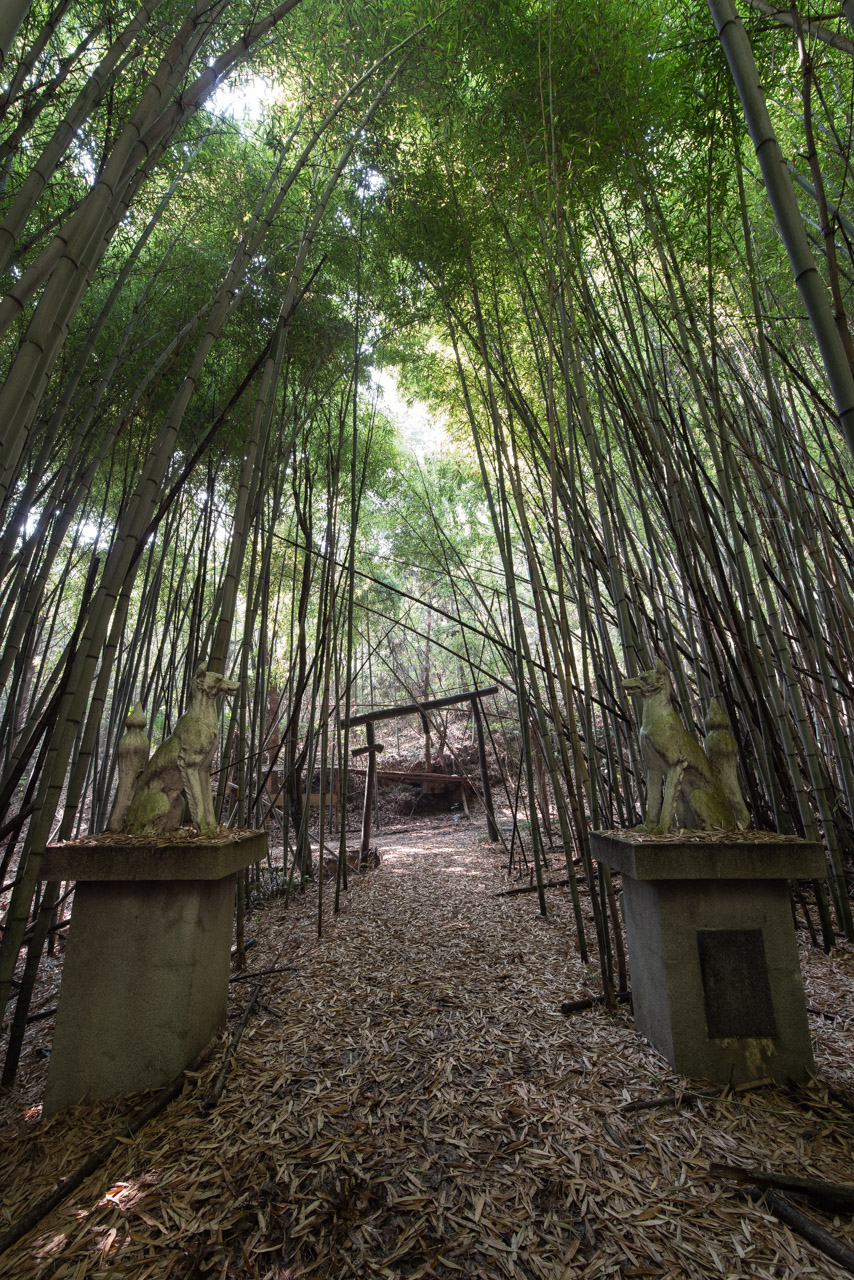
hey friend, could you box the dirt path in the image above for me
[1,819,853,1278]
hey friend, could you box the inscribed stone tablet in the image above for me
[697,929,777,1041]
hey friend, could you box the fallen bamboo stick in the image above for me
[496,876,585,898]
[748,1188,854,1274]
[711,1162,854,1211]
[619,1078,773,1113]
[229,964,294,984]
[560,991,630,1015]
[203,980,263,1110]
[825,1081,854,1113]
[0,1004,56,1033]
[618,1090,719,1113]
[230,937,257,958]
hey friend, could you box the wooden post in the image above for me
[420,711,432,772]
[472,696,499,842]
[359,724,379,861]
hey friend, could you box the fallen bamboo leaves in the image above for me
[0,819,852,1278]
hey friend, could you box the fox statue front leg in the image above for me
[179,752,217,835]
[643,766,664,831]
[656,761,686,835]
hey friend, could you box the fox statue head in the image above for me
[622,658,671,701]
[192,661,239,700]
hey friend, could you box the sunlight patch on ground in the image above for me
[380,838,486,877]
[382,841,460,858]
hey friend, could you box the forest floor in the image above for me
[1,815,854,1279]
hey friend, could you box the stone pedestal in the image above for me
[41,830,266,1116]
[591,831,825,1085]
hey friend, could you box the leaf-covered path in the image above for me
[2,819,854,1279]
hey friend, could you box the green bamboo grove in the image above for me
[0,0,853,1080]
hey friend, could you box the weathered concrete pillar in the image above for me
[591,831,825,1085]
[41,831,266,1115]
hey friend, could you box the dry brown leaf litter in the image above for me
[0,818,853,1279]
[51,828,262,848]
[597,829,816,845]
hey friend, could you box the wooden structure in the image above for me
[301,768,340,811]
[347,765,475,818]
[367,767,475,796]
[342,686,500,854]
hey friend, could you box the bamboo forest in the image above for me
[3,0,854,1275]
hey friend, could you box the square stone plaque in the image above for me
[591,831,822,1083]
[697,928,777,1040]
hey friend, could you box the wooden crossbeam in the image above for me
[342,686,498,729]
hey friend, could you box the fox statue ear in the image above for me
[194,660,208,678]
[655,658,667,674]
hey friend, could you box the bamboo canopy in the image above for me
[0,0,852,1082]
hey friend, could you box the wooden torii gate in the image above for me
[341,686,500,859]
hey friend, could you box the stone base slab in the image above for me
[591,831,823,1086]
[41,829,267,882]
[591,829,825,881]
[43,832,266,1116]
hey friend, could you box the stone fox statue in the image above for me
[704,698,750,830]
[115,664,239,837]
[622,660,747,834]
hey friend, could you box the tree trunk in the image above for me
[707,0,854,459]
[0,0,33,66]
